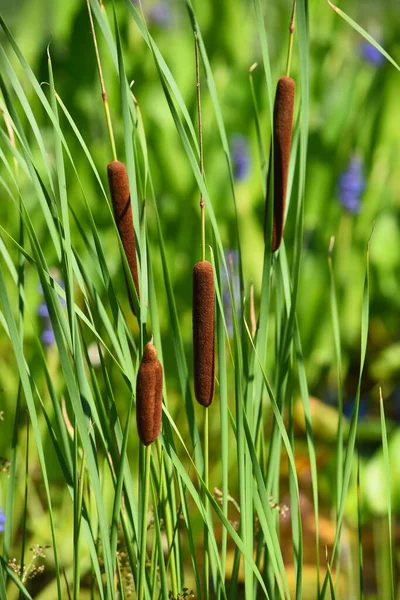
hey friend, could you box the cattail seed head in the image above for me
[192,261,215,407]
[136,341,163,446]
[107,160,140,305]
[264,76,295,251]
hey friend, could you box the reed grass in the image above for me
[0,2,397,600]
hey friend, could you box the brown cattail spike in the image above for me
[136,342,163,446]
[193,261,215,407]
[264,76,295,251]
[107,160,140,304]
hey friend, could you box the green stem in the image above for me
[156,441,179,596]
[203,408,209,600]
[19,419,29,596]
[285,0,297,77]
[73,437,85,600]
[195,32,205,262]
[201,203,206,263]
[86,0,117,161]
[138,444,151,600]
[357,457,364,600]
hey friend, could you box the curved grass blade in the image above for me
[328,239,344,587]
[0,263,62,598]
[327,2,400,72]
[320,239,371,599]
[0,556,33,600]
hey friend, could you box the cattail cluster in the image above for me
[264,75,295,251]
[107,160,140,305]
[136,341,163,446]
[192,261,215,407]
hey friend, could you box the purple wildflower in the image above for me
[360,40,385,67]
[0,508,5,533]
[230,135,250,181]
[41,328,56,346]
[147,2,173,28]
[220,250,241,338]
[338,157,365,214]
[37,303,50,318]
[37,277,66,347]
[343,395,369,420]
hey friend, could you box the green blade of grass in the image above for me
[328,240,344,588]
[327,2,400,72]
[356,457,363,600]
[110,393,134,571]
[320,239,371,599]
[0,262,62,598]
[161,431,270,599]
[0,556,33,600]
[379,389,394,600]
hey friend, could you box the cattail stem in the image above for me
[136,344,161,600]
[86,0,117,161]
[201,202,206,263]
[193,38,213,600]
[250,283,257,337]
[285,0,297,77]
[138,443,151,600]
[195,32,206,262]
[19,420,29,588]
[156,440,179,596]
[203,407,210,600]
[73,440,85,600]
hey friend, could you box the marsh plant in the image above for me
[0,0,399,599]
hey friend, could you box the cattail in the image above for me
[192,261,215,407]
[107,160,140,305]
[264,76,295,251]
[136,341,163,446]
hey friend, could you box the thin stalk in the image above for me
[73,426,79,600]
[357,457,363,600]
[120,510,139,590]
[86,0,117,161]
[138,444,151,600]
[215,274,228,596]
[328,237,344,591]
[248,63,267,184]
[3,106,23,573]
[285,0,297,77]
[73,435,85,600]
[18,418,29,599]
[195,31,205,262]
[203,407,210,600]
[116,560,126,600]
[379,388,395,600]
[148,520,158,600]
[63,568,73,600]
[156,441,179,596]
